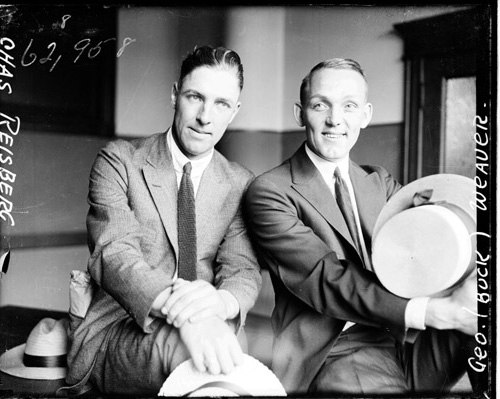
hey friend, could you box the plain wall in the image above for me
[0,246,89,311]
[114,5,467,135]
[0,131,110,310]
[226,7,286,131]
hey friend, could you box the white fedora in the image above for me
[158,354,287,397]
[371,174,476,298]
[0,318,68,380]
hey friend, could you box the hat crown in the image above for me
[24,318,68,357]
[159,354,286,396]
[372,174,477,298]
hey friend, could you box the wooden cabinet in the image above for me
[394,6,492,183]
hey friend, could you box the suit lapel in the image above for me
[196,153,231,242]
[349,161,386,247]
[290,145,356,250]
[143,133,179,258]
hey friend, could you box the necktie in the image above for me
[177,162,197,281]
[334,167,365,266]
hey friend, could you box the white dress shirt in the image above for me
[304,144,428,331]
[167,128,213,196]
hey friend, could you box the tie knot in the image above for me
[334,167,342,180]
[183,162,192,175]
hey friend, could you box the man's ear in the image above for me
[361,102,373,129]
[228,102,241,124]
[171,82,179,108]
[293,102,304,127]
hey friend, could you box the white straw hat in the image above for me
[371,174,476,298]
[0,318,68,380]
[158,354,286,397]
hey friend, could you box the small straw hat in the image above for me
[158,354,286,397]
[0,318,68,380]
[371,174,476,298]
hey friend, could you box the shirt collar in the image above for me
[305,143,350,182]
[167,128,213,177]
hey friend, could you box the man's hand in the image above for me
[149,286,173,318]
[162,279,229,328]
[425,273,478,335]
[179,316,244,375]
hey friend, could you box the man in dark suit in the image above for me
[245,58,476,395]
[65,46,261,396]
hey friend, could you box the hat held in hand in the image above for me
[371,174,476,298]
[0,318,68,380]
[158,354,286,396]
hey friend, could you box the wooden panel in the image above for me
[394,6,483,57]
[395,5,491,182]
[219,123,404,182]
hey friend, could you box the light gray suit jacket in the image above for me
[66,132,261,386]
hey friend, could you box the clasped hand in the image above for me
[161,278,229,327]
[179,316,244,374]
[160,279,243,374]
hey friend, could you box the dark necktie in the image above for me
[177,162,197,281]
[334,167,365,267]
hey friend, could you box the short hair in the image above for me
[178,45,244,91]
[299,58,367,105]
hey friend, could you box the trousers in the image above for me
[308,324,473,395]
[88,318,190,396]
[85,317,248,396]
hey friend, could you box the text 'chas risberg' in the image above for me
[0,37,19,227]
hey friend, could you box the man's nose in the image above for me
[196,103,212,125]
[326,107,342,126]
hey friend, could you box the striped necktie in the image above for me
[334,167,365,266]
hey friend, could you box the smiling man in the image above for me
[245,58,476,395]
[65,46,261,396]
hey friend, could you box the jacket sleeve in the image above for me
[244,174,408,336]
[376,164,403,201]
[214,176,262,330]
[86,141,172,333]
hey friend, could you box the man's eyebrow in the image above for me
[215,96,233,104]
[309,93,364,103]
[343,96,363,103]
[181,90,234,105]
[308,94,330,103]
[181,89,203,97]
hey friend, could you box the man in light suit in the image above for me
[245,58,476,395]
[66,46,261,396]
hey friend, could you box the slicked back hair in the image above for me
[178,45,244,91]
[299,58,368,105]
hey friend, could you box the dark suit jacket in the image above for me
[66,132,261,387]
[245,143,409,393]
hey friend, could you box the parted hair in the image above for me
[179,45,244,91]
[299,58,367,105]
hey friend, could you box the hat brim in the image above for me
[0,344,66,380]
[373,174,476,240]
[158,354,286,397]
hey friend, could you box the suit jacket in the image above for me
[66,132,261,386]
[245,143,409,393]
